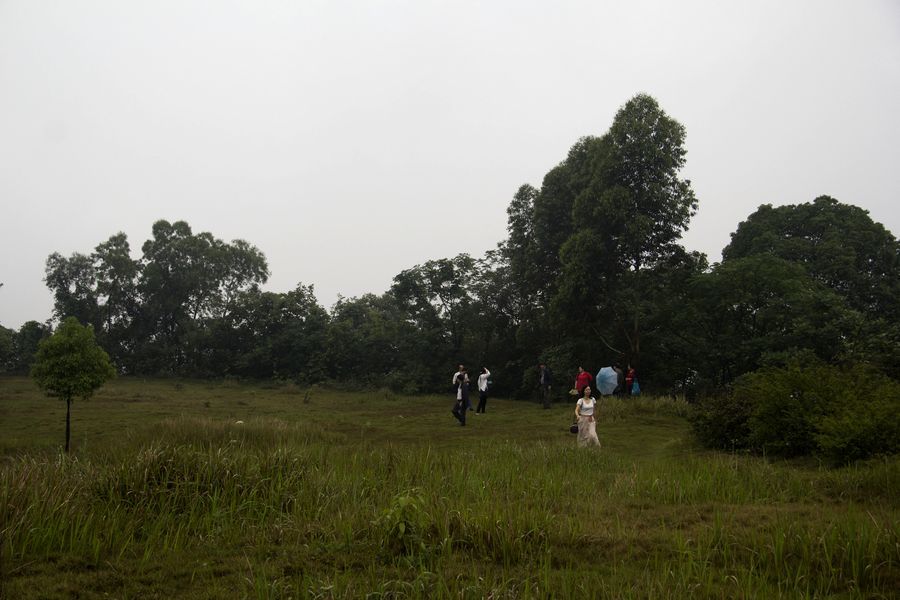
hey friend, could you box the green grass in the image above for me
[1,376,898,598]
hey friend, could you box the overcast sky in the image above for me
[2,0,899,330]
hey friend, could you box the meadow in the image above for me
[0,376,897,599]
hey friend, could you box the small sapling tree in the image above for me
[31,317,115,452]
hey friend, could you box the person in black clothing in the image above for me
[613,364,625,396]
[538,363,553,409]
[451,370,469,425]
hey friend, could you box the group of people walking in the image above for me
[448,361,639,449]
[572,363,637,446]
[451,364,490,426]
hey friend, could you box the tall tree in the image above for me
[503,184,540,305]
[551,94,698,370]
[326,293,416,389]
[723,196,900,320]
[603,94,697,264]
[92,233,140,329]
[691,255,855,385]
[92,233,141,363]
[229,284,328,381]
[391,254,479,389]
[12,320,51,374]
[132,220,269,374]
[0,325,14,372]
[530,137,606,305]
[45,252,101,329]
[391,255,477,356]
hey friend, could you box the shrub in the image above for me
[689,392,752,450]
[739,362,826,457]
[813,377,900,464]
[709,361,900,463]
[372,489,432,557]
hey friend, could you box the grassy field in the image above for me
[1,376,897,599]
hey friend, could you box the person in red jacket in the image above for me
[625,365,636,396]
[575,366,593,397]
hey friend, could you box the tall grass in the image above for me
[1,385,898,598]
[599,394,691,421]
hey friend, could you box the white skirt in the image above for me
[577,416,600,447]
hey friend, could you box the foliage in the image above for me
[814,377,900,464]
[717,360,900,463]
[842,317,900,380]
[227,284,329,381]
[689,392,753,451]
[724,196,900,320]
[9,321,52,374]
[691,255,856,385]
[719,196,900,384]
[30,317,115,451]
[44,221,268,376]
[31,96,899,399]
[738,362,826,457]
[603,93,698,265]
[133,220,269,374]
[548,94,698,370]
[326,293,408,388]
[29,318,114,395]
[372,489,432,557]
[391,256,475,349]
[0,324,14,372]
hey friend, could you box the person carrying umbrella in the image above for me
[595,366,618,397]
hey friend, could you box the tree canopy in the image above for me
[724,196,900,318]
[12,94,893,399]
[31,317,115,452]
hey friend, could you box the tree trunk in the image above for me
[65,396,71,453]
[631,261,642,369]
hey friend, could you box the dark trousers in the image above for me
[476,391,487,413]
[452,399,466,425]
[540,385,552,408]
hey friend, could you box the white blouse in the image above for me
[576,397,596,417]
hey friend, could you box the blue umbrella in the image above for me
[596,367,618,396]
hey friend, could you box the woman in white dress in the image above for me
[574,386,600,447]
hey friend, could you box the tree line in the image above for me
[2,94,898,401]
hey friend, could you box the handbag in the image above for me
[569,422,579,434]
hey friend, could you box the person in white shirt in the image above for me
[452,364,465,388]
[574,386,601,447]
[476,367,490,413]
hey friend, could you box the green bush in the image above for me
[693,361,900,464]
[814,378,900,464]
[689,392,752,450]
[743,362,900,462]
[740,362,826,457]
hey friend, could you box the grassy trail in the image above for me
[1,377,897,598]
